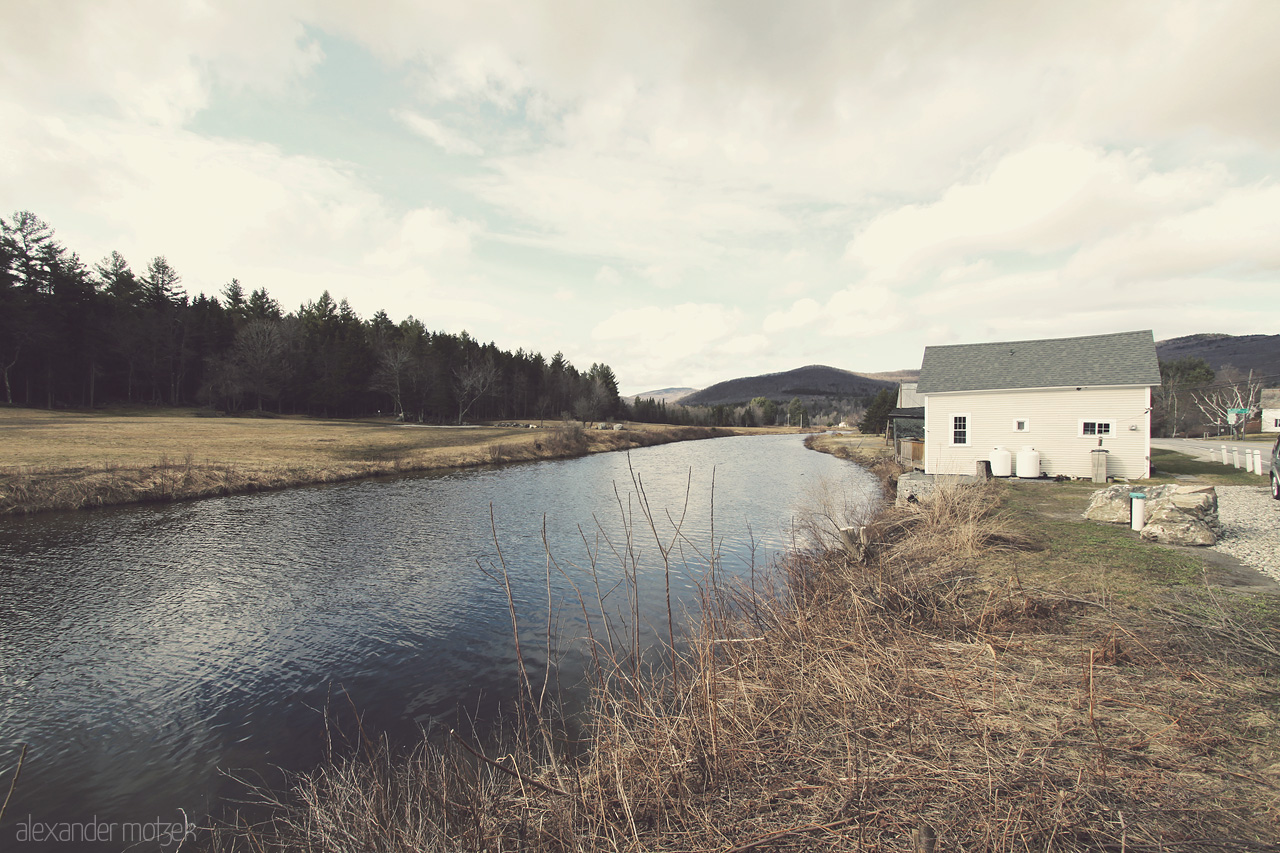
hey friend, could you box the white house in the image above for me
[916,330,1161,479]
[1262,389,1280,433]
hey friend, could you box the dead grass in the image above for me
[0,408,737,514]
[805,431,891,462]
[205,479,1280,852]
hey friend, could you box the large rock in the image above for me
[1081,484,1135,523]
[1083,483,1221,546]
[1140,504,1218,546]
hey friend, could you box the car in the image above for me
[1273,435,1280,500]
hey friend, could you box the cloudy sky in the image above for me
[3,1,1278,394]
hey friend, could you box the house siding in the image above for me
[923,386,1151,479]
[1263,409,1280,433]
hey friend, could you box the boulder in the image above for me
[1140,504,1218,546]
[1083,483,1220,546]
[1081,484,1134,523]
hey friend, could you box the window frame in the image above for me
[950,413,971,446]
[1079,419,1115,438]
[1012,418,1030,433]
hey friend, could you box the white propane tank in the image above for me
[989,447,1013,477]
[1016,446,1041,479]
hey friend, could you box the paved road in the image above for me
[1151,437,1274,475]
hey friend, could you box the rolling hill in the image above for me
[628,387,699,404]
[1155,333,1280,381]
[678,365,899,407]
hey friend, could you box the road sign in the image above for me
[1229,408,1251,415]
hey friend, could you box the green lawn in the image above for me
[1149,448,1268,485]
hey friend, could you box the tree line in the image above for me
[630,394,878,429]
[0,211,622,423]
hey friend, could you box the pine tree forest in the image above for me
[0,211,627,424]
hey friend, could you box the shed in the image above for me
[1262,389,1280,433]
[916,330,1161,479]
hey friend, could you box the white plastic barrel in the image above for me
[989,447,1013,477]
[1016,446,1041,479]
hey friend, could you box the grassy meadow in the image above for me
[0,407,797,515]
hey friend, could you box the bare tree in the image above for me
[453,354,500,424]
[371,338,413,417]
[233,318,290,410]
[1193,367,1264,439]
[1156,357,1214,437]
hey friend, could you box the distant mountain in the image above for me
[629,387,698,404]
[1156,334,1280,381]
[861,369,921,384]
[680,365,899,407]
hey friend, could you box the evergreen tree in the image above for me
[787,396,808,427]
[858,388,895,434]
[0,210,621,420]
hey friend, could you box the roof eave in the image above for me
[918,382,1159,396]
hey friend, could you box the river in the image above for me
[0,433,876,849]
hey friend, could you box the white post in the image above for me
[1254,449,1264,475]
[1233,448,1241,468]
[1221,444,1230,465]
[1130,493,1146,531]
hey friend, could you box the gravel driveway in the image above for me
[1211,486,1280,583]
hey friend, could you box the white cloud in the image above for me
[594,265,622,286]
[763,298,822,333]
[0,0,320,125]
[716,334,770,356]
[394,109,484,155]
[1064,182,1280,283]
[365,206,479,268]
[5,1,1280,390]
[593,303,739,347]
[844,144,1164,278]
[822,285,906,338]
[591,303,746,387]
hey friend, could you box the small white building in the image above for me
[897,382,923,408]
[1262,389,1280,433]
[916,330,1161,480]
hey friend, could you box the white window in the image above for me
[1274,418,1280,429]
[1080,420,1114,437]
[1012,418,1030,433]
[950,414,970,446]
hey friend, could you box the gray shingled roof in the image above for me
[1262,388,1280,408]
[916,330,1161,394]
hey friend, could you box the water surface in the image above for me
[0,434,876,848]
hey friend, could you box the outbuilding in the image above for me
[1262,389,1280,433]
[916,330,1161,480]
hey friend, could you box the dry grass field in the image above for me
[0,407,793,514]
[805,430,892,462]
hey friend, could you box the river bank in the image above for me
[0,407,799,515]
[202,466,1280,851]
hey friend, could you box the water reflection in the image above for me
[0,434,876,848]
